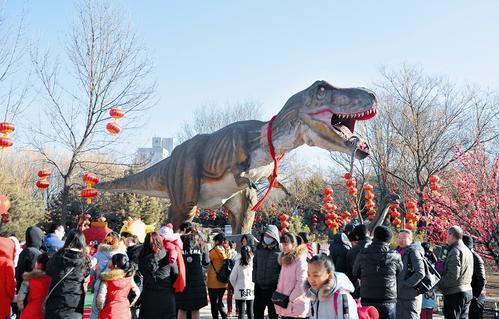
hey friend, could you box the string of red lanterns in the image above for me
[343,172,359,219]
[389,203,401,228]
[322,187,342,234]
[35,169,52,192]
[106,108,125,136]
[0,122,15,150]
[405,199,419,230]
[80,173,100,204]
[429,175,441,194]
[279,212,290,234]
[363,183,376,221]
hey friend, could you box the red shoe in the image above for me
[227,310,232,317]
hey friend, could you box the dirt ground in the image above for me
[486,272,499,298]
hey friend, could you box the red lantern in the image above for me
[342,211,351,219]
[323,188,334,196]
[406,201,417,210]
[345,179,356,188]
[365,192,375,200]
[106,122,121,135]
[36,180,50,190]
[109,108,125,120]
[280,228,288,235]
[38,169,52,179]
[80,188,98,204]
[323,195,334,203]
[343,172,352,180]
[0,136,13,149]
[392,218,402,227]
[405,222,414,230]
[348,187,357,196]
[363,184,373,192]
[429,184,440,191]
[351,210,358,218]
[280,221,290,228]
[429,175,440,183]
[279,214,289,222]
[83,173,100,188]
[0,122,15,135]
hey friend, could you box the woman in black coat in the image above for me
[45,230,90,319]
[139,231,178,319]
[176,222,208,319]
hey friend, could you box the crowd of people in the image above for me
[0,220,487,319]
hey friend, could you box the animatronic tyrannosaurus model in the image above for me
[96,81,379,233]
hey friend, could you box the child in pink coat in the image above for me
[158,224,183,264]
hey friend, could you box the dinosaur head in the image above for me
[287,80,378,159]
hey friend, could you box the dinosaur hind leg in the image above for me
[223,188,257,234]
[168,204,197,230]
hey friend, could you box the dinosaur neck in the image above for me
[251,108,303,167]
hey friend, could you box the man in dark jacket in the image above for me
[15,226,45,291]
[463,235,486,319]
[252,225,281,319]
[353,225,402,319]
[329,232,351,273]
[396,229,425,319]
[438,226,474,319]
[345,224,371,298]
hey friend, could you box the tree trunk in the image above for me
[60,177,70,227]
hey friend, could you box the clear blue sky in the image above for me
[6,1,499,163]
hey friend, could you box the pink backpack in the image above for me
[333,291,379,319]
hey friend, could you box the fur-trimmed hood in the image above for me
[279,244,307,265]
[100,269,127,281]
[97,241,127,254]
[23,270,49,281]
[304,272,354,301]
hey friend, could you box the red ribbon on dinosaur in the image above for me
[251,115,285,211]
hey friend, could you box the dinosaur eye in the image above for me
[317,86,326,99]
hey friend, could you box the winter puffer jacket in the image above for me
[305,272,359,319]
[18,271,51,319]
[90,242,127,319]
[96,269,139,319]
[175,235,208,311]
[229,257,255,300]
[345,239,371,298]
[44,248,90,319]
[470,249,486,298]
[438,240,473,295]
[16,226,44,291]
[274,245,310,318]
[329,233,351,273]
[0,237,16,319]
[207,245,229,289]
[352,239,402,303]
[397,243,426,301]
[252,225,281,289]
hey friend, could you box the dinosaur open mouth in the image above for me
[308,107,378,156]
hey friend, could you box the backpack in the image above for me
[211,258,235,284]
[333,290,379,319]
[408,252,441,294]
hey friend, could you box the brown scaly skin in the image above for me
[96,81,379,234]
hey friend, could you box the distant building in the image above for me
[135,137,175,167]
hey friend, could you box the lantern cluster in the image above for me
[106,108,125,136]
[80,173,99,204]
[35,169,51,192]
[279,212,290,234]
[405,199,419,230]
[389,203,401,227]
[322,187,342,234]
[343,172,359,219]
[0,194,10,224]
[0,122,15,150]
[363,183,376,221]
[429,175,441,194]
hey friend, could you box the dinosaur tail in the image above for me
[95,158,170,198]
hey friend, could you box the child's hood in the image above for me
[305,272,354,301]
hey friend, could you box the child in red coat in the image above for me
[0,237,16,319]
[17,253,51,319]
[96,253,140,319]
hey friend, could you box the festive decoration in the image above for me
[83,173,100,188]
[428,175,441,194]
[404,199,419,230]
[36,169,52,192]
[363,183,376,221]
[389,202,401,228]
[0,122,15,150]
[322,188,342,234]
[106,108,125,136]
[106,122,121,135]
[80,188,98,204]
[279,212,290,234]
[343,172,359,220]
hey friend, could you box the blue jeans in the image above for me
[362,302,396,319]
